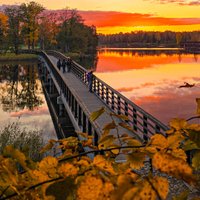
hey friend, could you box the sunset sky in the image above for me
[1,0,200,33]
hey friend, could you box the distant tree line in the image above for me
[0,2,98,54]
[98,31,200,48]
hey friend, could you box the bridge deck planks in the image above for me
[48,55,143,142]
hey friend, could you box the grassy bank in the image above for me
[0,53,38,61]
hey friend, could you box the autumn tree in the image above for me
[5,7,22,54]
[38,16,59,50]
[56,10,98,54]
[0,12,8,52]
[20,1,44,50]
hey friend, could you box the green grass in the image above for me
[0,53,38,61]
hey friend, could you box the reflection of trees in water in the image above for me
[98,50,199,62]
[73,52,98,70]
[0,63,43,112]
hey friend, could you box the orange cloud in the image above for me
[78,11,200,27]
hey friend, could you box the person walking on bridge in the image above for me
[62,59,66,73]
[57,59,61,70]
[67,58,72,72]
[87,70,94,93]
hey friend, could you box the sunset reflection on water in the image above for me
[95,50,200,124]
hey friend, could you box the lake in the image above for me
[94,49,200,124]
[0,61,57,142]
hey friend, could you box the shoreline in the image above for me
[0,53,38,61]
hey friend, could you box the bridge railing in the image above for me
[47,50,168,141]
[22,49,101,144]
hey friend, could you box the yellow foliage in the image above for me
[0,111,199,199]
[93,155,116,175]
[152,152,194,184]
[127,152,146,169]
[77,175,113,200]
[169,118,187,131]
[59,163,78,177]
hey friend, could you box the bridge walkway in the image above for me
[47,55,143,142]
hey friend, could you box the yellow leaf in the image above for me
[169,118,187,130]
[196,98,200,115]
[38,156,58,178]
[150,176,169,199]
[123,180,157,200]
[93,155,116,174]
[125,138,142,147]
[152,152,194,184]
[90,107,105,121]
[167,134,183,149]
[103,121,116,131]
[112,175,134,200]
[148,134,168,149]
[3,145,28,170]
[98,135,115,150]
[110,145,120,155]
[77,175,103,200]
[59,163,78,177]
[127,152,146,169]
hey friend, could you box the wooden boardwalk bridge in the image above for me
[22,50,168,144]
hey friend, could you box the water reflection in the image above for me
[0,63,43,112]
[95,50,200,124]
[0,62,57,141]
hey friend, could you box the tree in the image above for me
[5,7,22,54]
[56,10,98,54]
[0,12,8,52]
[20,1,44,49]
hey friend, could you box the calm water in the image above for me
[94,49,200,124]
[0,61,57,142]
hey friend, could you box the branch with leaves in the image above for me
[0,105,200,200]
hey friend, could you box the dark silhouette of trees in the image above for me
[98,31,200,48]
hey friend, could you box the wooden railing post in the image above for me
[106,88,109,105]
[117,96,121,114]
[111,91,115,110]
[143,116,148,142]
[125,102,128,116]
[133,108,137,131]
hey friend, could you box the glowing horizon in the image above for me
[0,0,200,34]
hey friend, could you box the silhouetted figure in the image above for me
[62,59,66,73]
[178,82,195,88]
[87,70,93,92]
[67,58,72,72]
[57,59,61,70]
